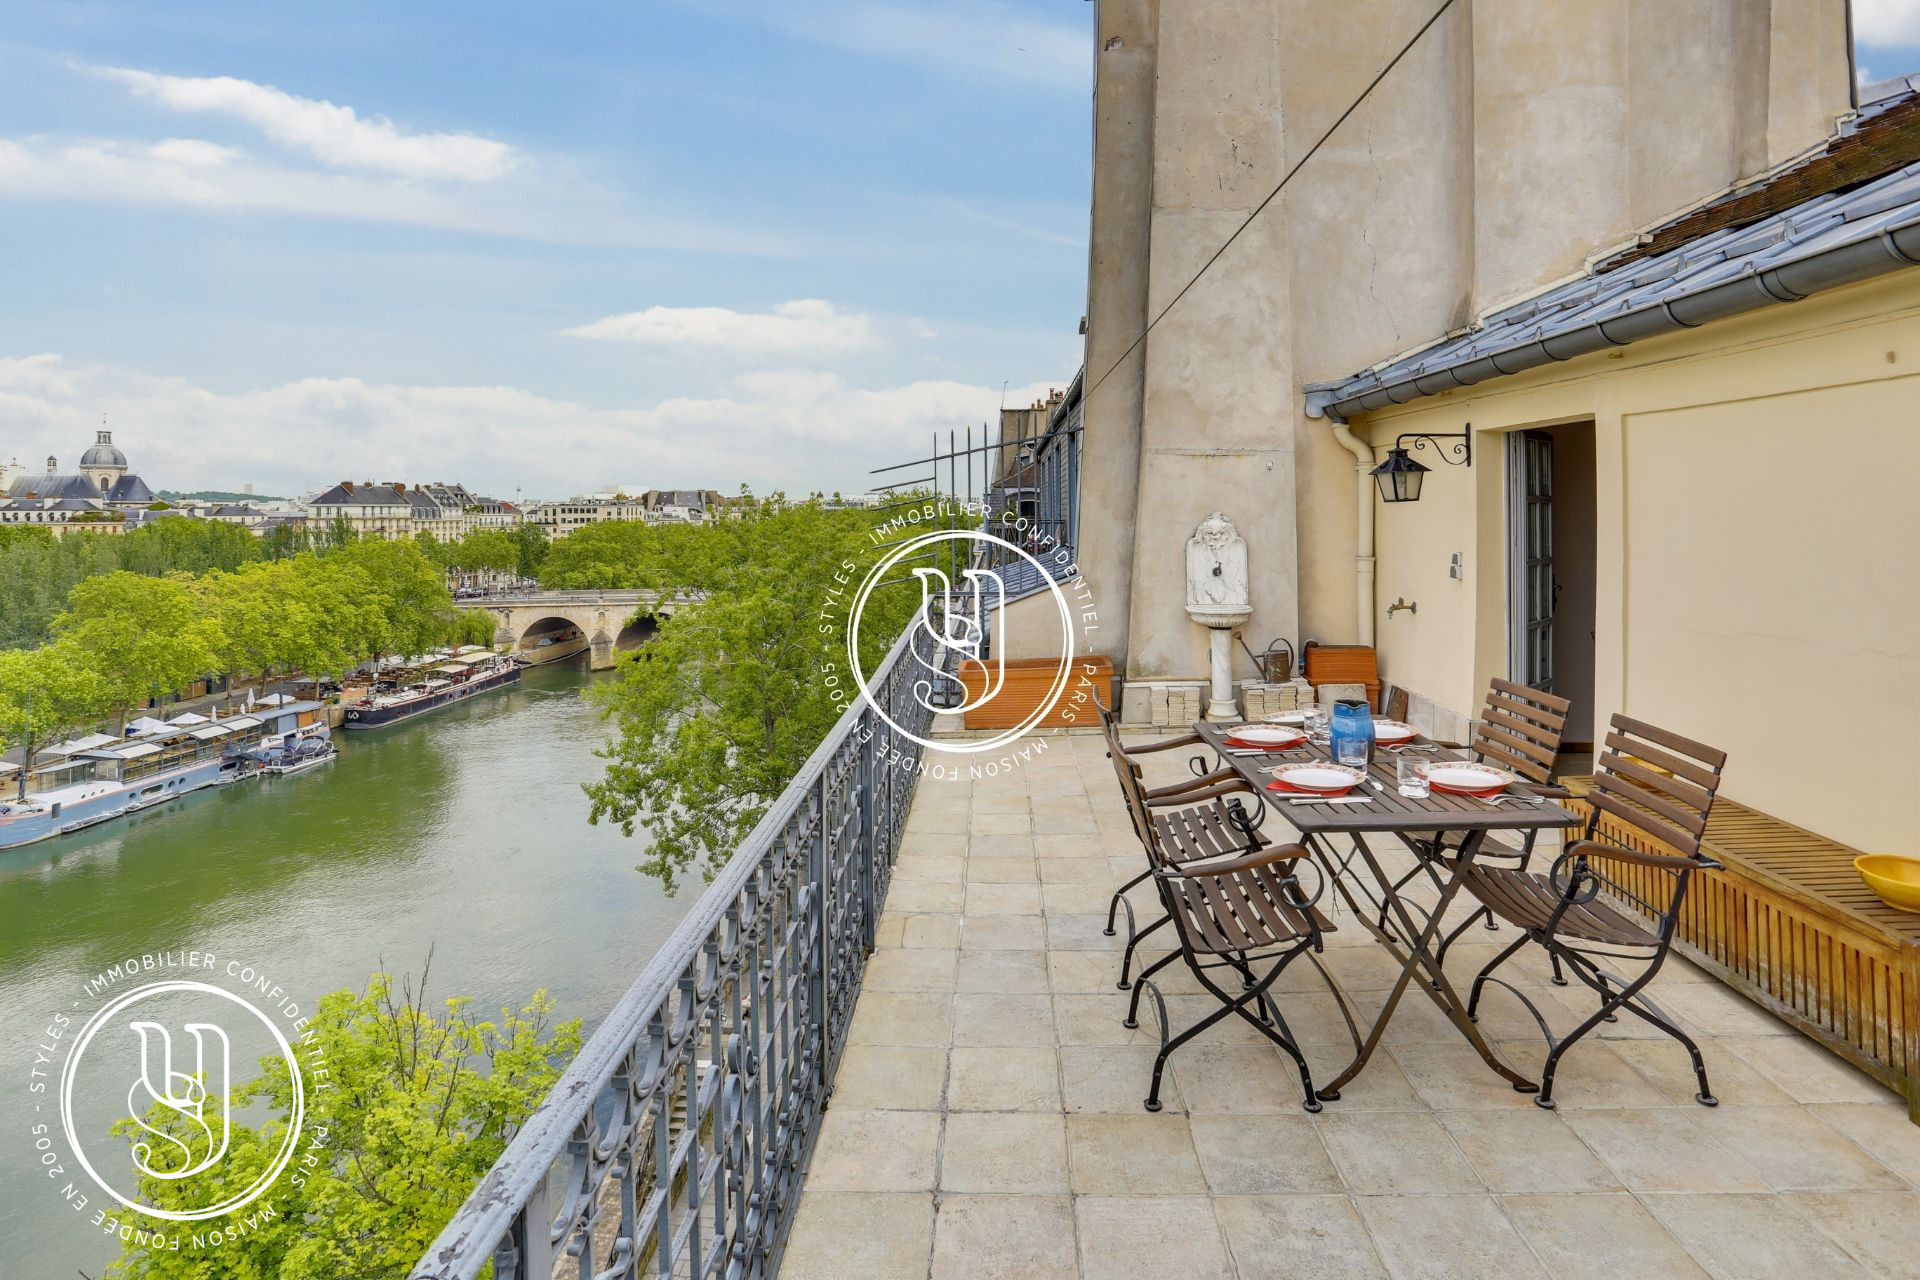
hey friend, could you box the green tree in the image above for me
[583,503,918,889]
[509,521,549,580]
[54,572,223,727]
[0,644,110,775]
[332,540,458,660]
[107,969,581,1280]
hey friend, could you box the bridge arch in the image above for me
[478,590,686,670]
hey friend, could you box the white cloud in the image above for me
[0,135,797,254]
[0,354,1065,499]
[561,300,878,355]
[1856,0,1920,47]
[92,66,517,181]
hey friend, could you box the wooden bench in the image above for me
[1563,781,1918,1123]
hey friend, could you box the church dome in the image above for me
[80,430,127,470]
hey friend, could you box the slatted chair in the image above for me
[1386,679,1572,956]
[1458,714,1728,1108]
[1093,695,1250,989]
[1100,735,1343,1113]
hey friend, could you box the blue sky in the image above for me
[0,0,1093,499]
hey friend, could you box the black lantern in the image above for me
[1369,428,1472,503]
[1371,447,1429,503]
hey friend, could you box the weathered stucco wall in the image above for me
[1077,0,1853,719]
[1355,271,1920,853]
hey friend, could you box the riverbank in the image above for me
[0,660,688,1275]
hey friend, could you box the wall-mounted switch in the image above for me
[1448,553,1463,581]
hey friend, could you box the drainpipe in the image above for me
[1331,421,1375,647]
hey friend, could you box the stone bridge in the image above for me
[477,590,693,669]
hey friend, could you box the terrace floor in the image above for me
[782,729,1920,1280]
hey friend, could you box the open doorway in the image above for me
[1506,422,1596,752]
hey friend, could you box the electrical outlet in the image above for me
[1448,552,1463,581]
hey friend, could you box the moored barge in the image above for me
[341,651,520,729]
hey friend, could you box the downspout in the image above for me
[1330,420,1375,647]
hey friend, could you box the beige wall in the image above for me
[1077,0,1852,719]
[1351,271,1920,854]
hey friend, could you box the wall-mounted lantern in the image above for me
[1370,427,1472,503]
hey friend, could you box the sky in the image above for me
[0,0,1094,501]
[1857,0,1920,86]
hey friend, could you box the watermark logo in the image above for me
[24,951,327,1252]
[842,515,1093,760]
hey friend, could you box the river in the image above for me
[0,659,690,1275]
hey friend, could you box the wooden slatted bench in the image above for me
[1563,780,1919,1124]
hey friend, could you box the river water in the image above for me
[0,660,690,1275]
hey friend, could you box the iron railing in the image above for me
[409,619,940,1280]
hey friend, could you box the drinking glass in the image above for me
[1333,734,1368,769]
[1397,757,1431,798]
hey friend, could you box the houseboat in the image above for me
[515,624,589,665]
[340,651,520,729]
[0,699,331,850]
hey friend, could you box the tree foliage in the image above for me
[578,502,919,889]
[107,969,581,1280]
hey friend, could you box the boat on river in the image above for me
[515,625,589,666]
[341,651,520,729]
[0,700,331,850]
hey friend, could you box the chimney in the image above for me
[340,481,354,493]
[46,456,57,474]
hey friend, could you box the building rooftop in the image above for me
[1310,91,1920,421]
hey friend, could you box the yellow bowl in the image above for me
[1854,854,1920,913]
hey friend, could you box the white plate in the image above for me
[1227,725,1307,746]
[1415,761,1516,792]
[1267,762,1367,792]
[1371,719,1417,743]
[1261,711,1313,725]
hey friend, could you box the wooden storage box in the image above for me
[958,655,1115,731]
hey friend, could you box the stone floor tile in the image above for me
[807,1109,943,1191]
[968,834,1035,858]
[1297,1042,1429,1112]
[1353,1193,1547,1279]
[1059,1043,1179,1112]
[1685,1104,1905,1192]
[1497,1038,1671,1110]
[950,992,1055,1046]
[1607,1036,1795,1106]
[1066,1111,1208,1194]
[1042,882,1120,916]
[781,1191,934,1280]
[1038,855,1115,883]
[1034,831,1110,858]
[940,1111,1069,1193]
[1807,1101,1920,1184]
[965,855,1038,884]
[1053,993,1152,1046]
[1435,1110,1622,1193]
[1189,1113,1343,1193]
[1314,1111,1481,1195]
[912,786,972,814]
[1787,1191,1920,1280]
[1651,979,1795,1037]
[1321,945,1422,991]
[876,914,905,948]
[849,992,953,1047]
[1213,1194,1387,1280]
[889,881,966,914]
[1075,1195,1232,1280]
[970,792,1030,815]
[959,913,1046,950]
[1500,1192,1708,1280]
[899,912,963,950]
[1644,1192,1875,1280]
[1048,950,1124,994]
[1559,1107,1768,1193]
[866,947,959,993]
[963,882,1044,916]
[1388,1042,1542,1111]
[1172,1043,1317,1114]
[895,855,965,884]
[1045,913,1122,949]
[833,1045,948,1111]
[954,948,1050,994]
[1718,1034,1897,1104]
[930,1194,1077,1280]
[946,1045,1061,1112]
[970,811,1032,836]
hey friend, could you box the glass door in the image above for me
[1506,430,1555,690]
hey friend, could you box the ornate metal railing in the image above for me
[410,621,938,1280]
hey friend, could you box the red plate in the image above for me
[1225,733,1304,750]
[1429,781,1506,797]
[1266,778,1356,797]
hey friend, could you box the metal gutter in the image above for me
[1306,208,1920,422]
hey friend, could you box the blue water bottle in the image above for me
[1328,699,1374,768]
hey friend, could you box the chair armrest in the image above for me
[1565,838,1710,873]
[1123,732,1204,755]
[1145,778,1256,808]
[1146,768,1239,799]
[1524,781,1572,799]
[1157,842,1308,879]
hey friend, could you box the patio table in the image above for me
[1192,720,1580,1100]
